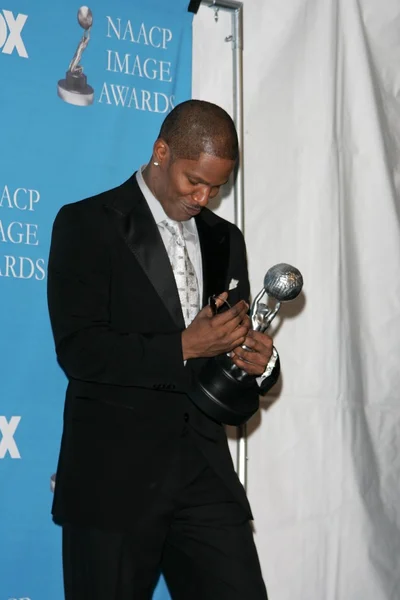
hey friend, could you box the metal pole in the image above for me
[201,0,247,489]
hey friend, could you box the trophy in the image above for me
[189,263,304,425]
[57,7,94,106]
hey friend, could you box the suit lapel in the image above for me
[104,175,231,326]
[195,211,230,307]
[105,174,185,330]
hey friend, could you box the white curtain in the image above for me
[193,1,400,598]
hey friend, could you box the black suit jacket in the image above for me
[47,174,280,531]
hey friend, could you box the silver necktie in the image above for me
[162,219,200,327]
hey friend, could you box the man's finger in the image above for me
[226,327,249,350]
[214,292,229,309]
[213,300,249,327]
[232,346,266,366]
[246,330,274,347]
[231,355,265,375]
[196,304,215,319]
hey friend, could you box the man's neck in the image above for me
[142,163,158,199]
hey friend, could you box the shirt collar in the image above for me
[136,166,198,238]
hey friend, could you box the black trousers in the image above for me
[62,429,268,600]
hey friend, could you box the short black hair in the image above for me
[158,100,239,161]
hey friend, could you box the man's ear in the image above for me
[153,138,172,167]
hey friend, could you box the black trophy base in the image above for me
[189,354,260,426]
[57,71,94,107]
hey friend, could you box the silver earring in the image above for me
[153,161,159,167]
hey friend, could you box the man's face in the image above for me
[154,151,236,221]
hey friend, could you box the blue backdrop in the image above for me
[0,1,192,598]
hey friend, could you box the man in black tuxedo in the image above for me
[48,100,280,600]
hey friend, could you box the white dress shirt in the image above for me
[136,166,203,303]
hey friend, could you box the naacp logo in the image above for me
[0,10,28,58]
[58,6,94,106]
[0,416,21,459]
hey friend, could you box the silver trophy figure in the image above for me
[250,263,303,333]
[57,7,94,106]
[189,263,304,425]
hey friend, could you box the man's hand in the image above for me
[182,294,251,361]
[230,330,274,376]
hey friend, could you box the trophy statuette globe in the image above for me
[188,263,304,426]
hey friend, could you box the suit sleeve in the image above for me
[47,204,192,392]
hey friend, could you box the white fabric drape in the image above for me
[193,1,400,598]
